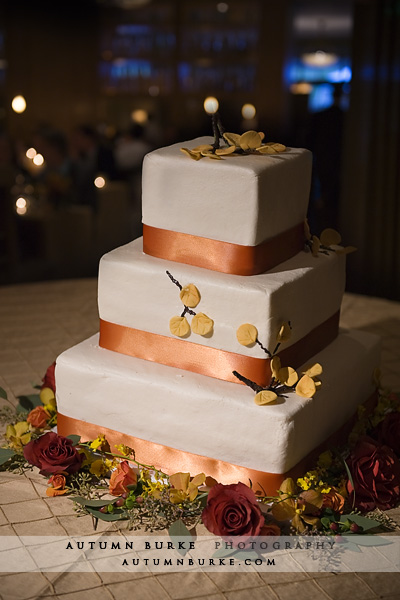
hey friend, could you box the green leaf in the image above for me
[66,435,81,446]
[227,550,261,562]
[348,536,392,547]
[70,496,117,508]
[0,448,16,466]
[343,459,355,507]
[0,387,7,400]
[196,492,208,508]
[212,546,238,559]
[16,394,41,412]
[340,514,381,532]
[168,519,192,556]
[321,516,333,529]
[86,507,125,522]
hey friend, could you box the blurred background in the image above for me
[0,0,399,299]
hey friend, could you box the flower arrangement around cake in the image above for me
[1,363,400,553]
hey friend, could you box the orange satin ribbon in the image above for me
[143,223,306,276]
[57,389,377,496]
[99,311,340,387]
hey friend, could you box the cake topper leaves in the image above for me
[320,228,342,246]
[191,313,214,336]
[180,148,202,161]
[254,390,277,406]
[180,284,201,308]
[295,374,317,398]
[236,323,258,346]
[169,316,190,337]
[239,130,263,150]
[305,220,357,257]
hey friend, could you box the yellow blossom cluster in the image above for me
[297,469,331,494]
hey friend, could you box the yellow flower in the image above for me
[90,458,113,477]
[114,444,134,457]
[236,323,258,346]
[90,434,110,453]
[191,313,214,336]
[169,316,190,337]
[79,447,96,468]
[40,387,56,409]
[169,472,206,504]
[5,421,31,450]
[179,284,200,308]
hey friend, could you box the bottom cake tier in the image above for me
[55,329,380,494]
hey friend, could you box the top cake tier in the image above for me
[142,137,312,275]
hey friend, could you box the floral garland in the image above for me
[1,363,400,545]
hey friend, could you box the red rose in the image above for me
[23,431,83,475]
[42,362,56,392]
[202,482,264,543]
[346,437,400,511]
[373,412,400,456]
[27,406,51,429]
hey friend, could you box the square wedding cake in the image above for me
[55,136,380,494]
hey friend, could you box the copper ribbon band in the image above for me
[143,223,306,276]
[57,390,377,496]
[99,311,340,387]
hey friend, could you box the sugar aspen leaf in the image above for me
[336,245,357,255]
[270,355,281,379]
[180,284,200,308]
[169,316,190,337]
[296,375,316,398]
[302,363,323,378]
[276,322,291,343]
[191,313,214,336]
[180,148,202,161]
[256,142,286,154]
[304,220,312,241]
[201,151,222,159]
[223,132,241,146]
[254,390,277,405]
[239,130,263,150]
[191,144,213,152]
[311,235,321,257]
[278,366,298,387]
[236,323,258,346]
[215,145,237,156]
[320,228,342,246]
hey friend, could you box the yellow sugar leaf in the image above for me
[169,316,190,337]
[180,283,200,308]
[303,363,323,378]
[223,132,241,146]
[201,151,222,159]
[191,312,214,336]
[258,132,265,141]
[276,322,291,343]
[336,245,357,255]
[180,148,202,161]
[192,144,213,152]
[270,355,281,379]
[314,380,322,388]
[304,219,312,241]
[257,142,286,154]
[239,130,262,150]
[320,228,342,246]
[296,375,316,398]
[254,390,277,405]
[215,145,237,156]
[311,235,321,257]
[236,323,258,346]
[278,366,298,387]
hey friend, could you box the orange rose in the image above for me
[322,488,345,513]
[46,473,67,497]
[27,406,51,429]
[260,523,281,536]
[109,461,137,496]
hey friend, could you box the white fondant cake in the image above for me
[98,237,345,358]
[142,138,312,246]
[55,329,380,474]
[55,135,380,486]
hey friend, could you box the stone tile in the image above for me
[2,499,52,523]
[46,589,113,600]
[99,571,153,584]
[157,572,219,598]
[44,497,77,516]
[260,570,309,584]
[316,573,377,600]
[0,572,53,599]
[0,524,17,537]
[271,579,329,600]
[13,517,67,536]
[0,508,8,526]
[357,572,400,596]
[107,577,170,600]
[225,586,276,600]
[46,571,103,594]
[207,572,264,591]
[0,480,38,504]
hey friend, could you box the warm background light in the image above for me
[15,197,27,215]
[241,103,256,120]
[302,51,338,67]
[94,176,106,189]
[26,147,37,159]
[290,82,313,95]
[203,96,219,114]
[11,95,27,114]
[131,109,148,124]
[32,153,44,166]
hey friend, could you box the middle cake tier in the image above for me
[98,238,345,386]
